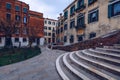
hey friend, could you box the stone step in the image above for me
[56,54,70,80]
[63,53,91,80]
[83,50,120,66]
[114,44,120,46]
[70,52,118,80]
[56,53,80,80]
[76,51,120,76]
[96,48,120,53]
[88,49,120,60]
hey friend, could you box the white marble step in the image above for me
[76,51,120,74]
[88,49,120,58]
[70,52,117,80]
[56,54,70,80]
[63,53,91,80]
[83,50,120,65]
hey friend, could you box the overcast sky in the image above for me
[19,0,74,20]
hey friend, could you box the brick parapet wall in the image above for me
[52,30,120,52]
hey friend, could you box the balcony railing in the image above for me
[75,24,86,30]
[76,4,86,12]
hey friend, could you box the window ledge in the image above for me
[88,21,98,24]
[110,15,120,19]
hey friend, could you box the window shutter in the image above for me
[108,4,112,18]
[82,0,84,6]
[96,10,99,21]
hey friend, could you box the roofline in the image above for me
[63,0,77,12]
[44,18,57,21]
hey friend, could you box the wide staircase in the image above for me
[56,44,120,80]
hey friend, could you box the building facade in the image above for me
[56,13,64,45]
[0,0,44,47]
[61,0,120,45]
[44,18,57,45]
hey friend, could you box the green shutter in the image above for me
[108,4,112,18]
[82,0,84,6]
[96,10,99,21]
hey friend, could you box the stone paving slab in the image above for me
[0,47,66,80]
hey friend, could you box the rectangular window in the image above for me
[52,33,55,37]
[15,6,20,11]
[61,27,63,33]
[48,21,51,24]
[77,0,85,10]
[70,20,75,29]
[48,38,51,43]
[52,22,55,25]
[6,3,11,9]
[48,27,51,30]
[23,27,27,34]
[70,5,75,15]
[64,24,68,30]
[108,1,120,18]
[23,16,27,23]
[15,15,20,21]
[88,0,97,5]
[64,36,67,42]
[15,38,19,42]
[70,35,74,43]
[89,32,96,39]
[48,33,51,36]
[6,13,11,21]
[77,14,85,28]
[23,8,27,13]
[78,35,83,42]
[64,11,68,20]
[88,9,99,23]
[23,38,27,42]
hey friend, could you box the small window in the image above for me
[52,33,55,37]
[89,32,96,39]
[48,38,51,43]
[70,35,74,43]
[70,20,75,29]
[52,22,55,25]
[15,15,20,21]
[6,13,11,21]
[88,0,97,5]
[78,35,83,42]
[23,8,27,13]
[64,36,67,42]
[15,38,19,42]
[48,21,51,24]
[48,33,51,36]
[64,11,68,20]
[6,3,11,9]
[45,21,47,24]
[88,9,99,23]
[15,6,20,11]
[23,38,27,42]
[48,27,51,30]
[77,14,85,28]
[70,5,75,15]
[23,16,27,23]
[64,24,68,30]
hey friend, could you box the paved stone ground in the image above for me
[0,47,66,80]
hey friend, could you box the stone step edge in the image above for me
[63,53,91,80]
[70,52,116,80]
[56,54,70,80]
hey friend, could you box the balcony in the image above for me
[75,24,86,30]
[76,4,86,13]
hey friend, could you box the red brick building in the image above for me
[0,0,44,47]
